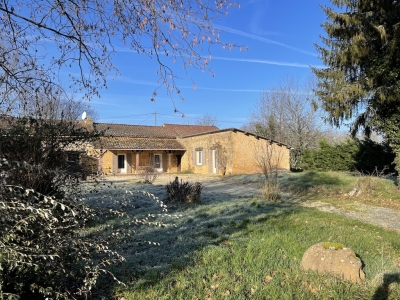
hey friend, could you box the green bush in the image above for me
[302,138,396,174]
[302,139,358,171]
[354,139,395,174]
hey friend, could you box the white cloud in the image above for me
[214,25,317,57]
[211,56,323,69]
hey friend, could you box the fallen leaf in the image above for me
[264,275,273,283]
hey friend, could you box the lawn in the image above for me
[84,172,400,299]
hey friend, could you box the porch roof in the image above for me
[94,137,185,150]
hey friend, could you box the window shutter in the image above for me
[192,150,196,165]
[216,149,219,173]
[112,152,118,174]
[208,149,212,173]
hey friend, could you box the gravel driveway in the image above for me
[302,200,400,233]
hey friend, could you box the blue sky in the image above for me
[87,0,331,128]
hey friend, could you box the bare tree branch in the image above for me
[0,0,242,114]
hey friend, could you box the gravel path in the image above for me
[302,200,400,233]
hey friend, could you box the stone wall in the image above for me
[178,130,290,175]
[231,131,290,174]
[178,131,233,174]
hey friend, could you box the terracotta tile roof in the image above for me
[94,137,185,150]
[94,123,218,138]
[179,127,291,148]
[162,124,219,137]
[91,122,219,150]
[93,123,176,138]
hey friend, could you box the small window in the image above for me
[196,150,203,165]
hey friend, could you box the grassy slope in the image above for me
[280,171,400,209]
[89,172,400,299]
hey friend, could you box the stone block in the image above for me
[300,242,365,283]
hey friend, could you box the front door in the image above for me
[212,150,217,174]
[176,155,182,172]
[117,154,126,173]
[154,154,162,172]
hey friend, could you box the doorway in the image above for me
[154,154,162,172]
[212,150,217,174]
[176,155,182,172]
[117,154,126,173]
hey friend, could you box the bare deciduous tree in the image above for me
[247,76,324,149]
[0,0,241,114]
[196,113,219,127]
[254,141,285,201]
[4,87,99,121]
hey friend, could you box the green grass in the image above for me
[84,172,400,299]
[117,208,400,299]
[280,171,400,209]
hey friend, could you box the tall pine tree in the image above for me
[313,0,400,183]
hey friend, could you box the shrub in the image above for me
[140,167,160,184]
[165,177,203,203]
[354,139,395,174]
[0,116,125,299]
[260,179,281,202]
[302,138,396,174]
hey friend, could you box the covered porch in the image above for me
[103,150,185,174]
[95,136,186,174]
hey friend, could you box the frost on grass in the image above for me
[80,181,182,256]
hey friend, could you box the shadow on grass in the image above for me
[372,273,400,300]
[82,181,300,298]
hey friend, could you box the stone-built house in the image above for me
[89,119,291,175]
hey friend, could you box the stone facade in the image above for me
[90,123,291,175]
[178,129,290,175]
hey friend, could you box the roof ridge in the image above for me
[94,122,161,128]
[163,123,217,127]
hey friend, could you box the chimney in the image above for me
[84,116,94,132]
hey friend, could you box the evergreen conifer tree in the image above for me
[313,0,400,182]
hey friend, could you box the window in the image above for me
[196,150,203,165]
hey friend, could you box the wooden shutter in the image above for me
[208,149,212,173]
[215,149,219,174]
[112,152,118,174]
